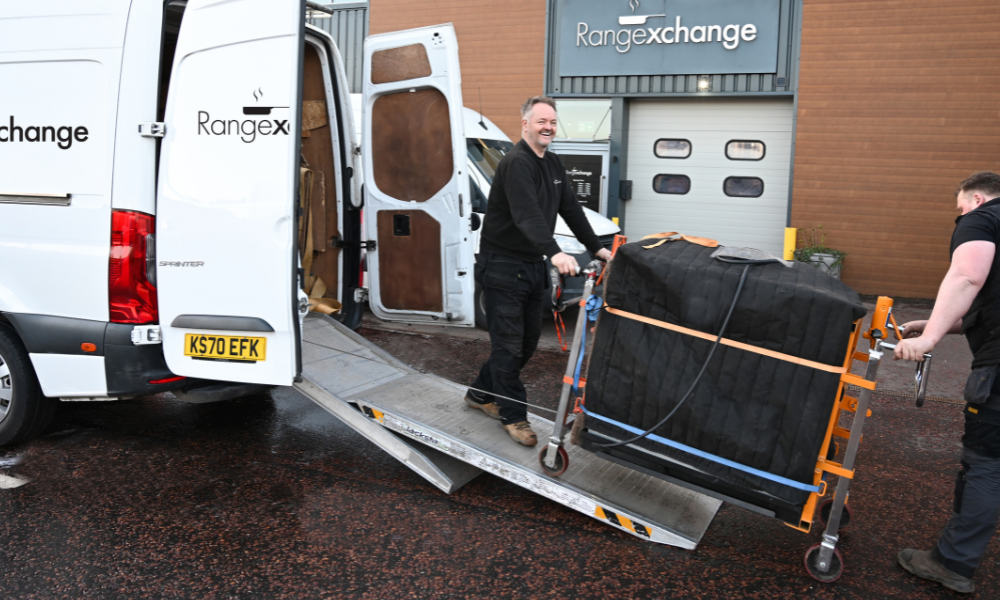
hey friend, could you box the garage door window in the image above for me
[724,177,764,197]
[654,139,691,159]
[653,174,691,195]
[725,140,765,161]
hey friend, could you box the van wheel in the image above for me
[0,324,56,446]
[474,283,488,330]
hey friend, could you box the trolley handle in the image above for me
[878,341,933,407]
[582,259,604,279]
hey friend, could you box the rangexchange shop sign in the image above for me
[555,0,781,77]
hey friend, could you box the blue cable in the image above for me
[581,406,821,493]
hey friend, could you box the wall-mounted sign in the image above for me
[563,155,604,213]
[555,0,780,78]
[553,140,611,215]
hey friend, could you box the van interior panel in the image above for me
[376,210,443,312]
[300,43,340,303]
[371,89,453,203]
[370,43,431,85]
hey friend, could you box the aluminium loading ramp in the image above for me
[293,314,721,549]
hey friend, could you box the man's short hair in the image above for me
[957,171,1000,199]
[520,96,557,119]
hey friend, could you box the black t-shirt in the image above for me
[479,139,603,263]
[951,197,1000,257]
[951,197,1000,368]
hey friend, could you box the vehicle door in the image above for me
[361,25,474,326]
[156,0,305,385]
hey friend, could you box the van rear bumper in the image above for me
[103,322,192,396]
[3,314,192,397]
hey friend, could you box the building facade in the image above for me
[366,0,1000,298]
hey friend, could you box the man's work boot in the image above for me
[502,421,538,446]
[897,549,975,594]
[464,390,501,420]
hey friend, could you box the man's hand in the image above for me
[894,336,935,362]
[596,248,613,262]
[551,252,580,275]
[898,320,928,339]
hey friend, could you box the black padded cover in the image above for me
[585,240,866,509]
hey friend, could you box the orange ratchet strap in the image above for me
[596,234,628,287]
[605,307,847,374]
[553,310,569,352]
[641,232,719,249]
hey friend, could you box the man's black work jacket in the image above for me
[953,197,1000,367]
[479,139,603,263]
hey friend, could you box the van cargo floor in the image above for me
[295,314,721,549]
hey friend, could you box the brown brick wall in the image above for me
[369,0,547,142]
[793,0,1000,298]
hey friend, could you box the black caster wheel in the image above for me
[818,498,853,531]
[538,445,569,477]
[804,543,844,583]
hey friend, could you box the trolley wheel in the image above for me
[818,498,853,531]
[804,543,844,583]
[538,445,569,477]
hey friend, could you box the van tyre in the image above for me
[0,324,56,446]
[474,283,488,330]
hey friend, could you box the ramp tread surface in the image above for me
[300,316,720,546]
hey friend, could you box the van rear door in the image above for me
[362,25,474,327]
[156,0,305,385]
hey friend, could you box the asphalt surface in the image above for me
[0,307,997,599]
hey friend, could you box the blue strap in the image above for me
[581,406,821,493]
[572,295,603,396]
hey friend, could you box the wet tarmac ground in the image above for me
[1,325,998,599]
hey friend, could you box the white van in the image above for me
[0,0,476,444]
[350,97,621,327]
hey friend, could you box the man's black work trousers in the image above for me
[933,408,1000,578]
[470,252,546,425]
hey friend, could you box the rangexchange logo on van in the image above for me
[0,116,89,150]
[198,88,290,144]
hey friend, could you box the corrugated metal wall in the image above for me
[547,0,798,97]
[792,0,1000,298]
[555,73,788,96]
[307,2,369,93]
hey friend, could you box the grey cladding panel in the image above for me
[308,3,369,94]
[558,72,782,95]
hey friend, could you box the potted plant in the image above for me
[794,225,846,279]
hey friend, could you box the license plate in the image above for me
[184,333,266,362]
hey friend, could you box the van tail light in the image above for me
[109,210,158,324]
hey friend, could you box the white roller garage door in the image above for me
[624,97,794,256]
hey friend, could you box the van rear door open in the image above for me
[156,0,305,385]
[362,25,475,327]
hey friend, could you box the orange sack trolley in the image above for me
[539,235,932,583]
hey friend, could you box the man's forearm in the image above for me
[922,273,980,344]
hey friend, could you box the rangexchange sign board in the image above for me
[555,0,781,77]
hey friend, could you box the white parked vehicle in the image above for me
[0,0,475,444]
[350,97,621,327]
